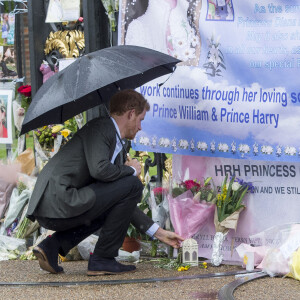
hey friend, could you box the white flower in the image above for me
[172,52,180,60]
[218,143,229,152]
[144,172,151,186]
[191,36,200,47]
[232,182,241,191]
[159,137,170,148]
[284,146,296,156]
[197,141,208,151]
[184,48,196,60]
[210,44,219,58]
[261,145,273,155]
[173,37,188,50]
[179,139,189,149]
[139,136,150,146]
[239,144,250,153]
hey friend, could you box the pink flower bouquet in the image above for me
[168,178,216,239]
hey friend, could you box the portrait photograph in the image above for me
[206,0,234,21]
[121,0,202,66]
[0,89,13,144]
[0,46,17,80]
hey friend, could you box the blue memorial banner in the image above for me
[119,0,300,162]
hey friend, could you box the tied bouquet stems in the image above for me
[211,176,254,266]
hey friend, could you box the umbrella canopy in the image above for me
[20,45,180,135]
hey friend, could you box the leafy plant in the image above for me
[126,223,140,239]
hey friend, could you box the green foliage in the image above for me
[126,223,140,238]
[64,117,78,133]
[17,181,27,195]
[20,95,31,113]
[171,186,187,198]
[216,175,249,222]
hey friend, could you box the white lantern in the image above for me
[182,238,198,266]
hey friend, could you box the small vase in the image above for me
[122,236,141,253]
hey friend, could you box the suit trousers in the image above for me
[37,176,143,258]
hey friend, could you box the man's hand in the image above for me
[125,157,141,176]
[154,228,184,249]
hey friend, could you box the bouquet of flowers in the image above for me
[172,178,217,203]
[149,185,169,228]
[34,119,76,151]
[33,119,77,171]
[211,176,254,266]
[168,178,217,239]
[17,85,31,112]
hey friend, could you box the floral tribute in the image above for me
[216,176,254,223]
[168,177,217,239]
[172,178,216,203]
[34,118,77,151]
[211,175,254,266]
[152,186,168,205]
[17,85,32,112]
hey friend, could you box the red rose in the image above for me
[21,86,31,97]
[78,17,84,22]
[18,85,31,97]
[153,187,167,196]
[182,180,200,191]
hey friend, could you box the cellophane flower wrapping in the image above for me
[149,184,169,228]
[211,176,253,266]
[250,223,300,278]
[168,189,215,239]
[211,207,244,266]
[33,120,77,171]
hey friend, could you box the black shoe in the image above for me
[33,235,64,274]
[87,253,136,276]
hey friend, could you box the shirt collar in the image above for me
[110,117,124,144]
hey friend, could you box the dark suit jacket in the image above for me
[26,117,154,234]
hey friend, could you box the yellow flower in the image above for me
[60,129,71,138]
[59,254,68,262]
[52,124,64,133]
[203,262,207,269]
[178,266,189,272]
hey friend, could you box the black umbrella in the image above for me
[20,45,180,135]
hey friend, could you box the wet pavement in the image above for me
[0,260,299,299]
